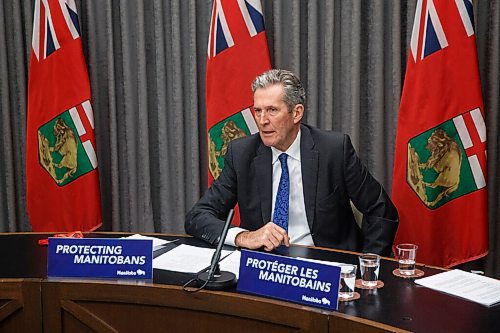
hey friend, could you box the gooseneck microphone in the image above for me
[196,209,237,290]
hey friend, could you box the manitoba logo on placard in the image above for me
[37,100,98,186]
[406,108,487,209]
[208,108,258,179]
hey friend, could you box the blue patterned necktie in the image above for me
[273,153,289,231]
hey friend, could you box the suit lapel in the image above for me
[254,143,272,223]
[300,125,318,230]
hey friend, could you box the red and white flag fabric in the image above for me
[205,0,271,225]
[27,0,102,231]
[392,0,488,267]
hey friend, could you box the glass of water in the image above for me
[338,264,357,299]
[396,244,418,276]
[359,253,380,287]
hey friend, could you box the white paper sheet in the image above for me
[297,256,345,267]
[415,269,500,307]
[152,244,233,273]
[219,250,241,279]
[122,234,175,251]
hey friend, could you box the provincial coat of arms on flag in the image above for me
[406,108,486,209]
[37,100,98,186]
[208,108,258,179]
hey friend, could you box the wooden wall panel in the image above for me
[0,279,42,332]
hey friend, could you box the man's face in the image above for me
[253,84,303,151]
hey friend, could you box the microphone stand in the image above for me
[196,209,237,290]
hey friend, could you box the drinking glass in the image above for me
[359,253,380,287]
[396,244,418,276]
[338,264,357,299]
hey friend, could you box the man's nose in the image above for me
[256,112,269,125]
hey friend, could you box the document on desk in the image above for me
[153,244,234,273]
[296,257,345,267]
[122,234,174,251]
[415,269,500,307]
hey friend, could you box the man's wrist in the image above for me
[225,227,248,247]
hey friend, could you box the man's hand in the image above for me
[235,222,290,251]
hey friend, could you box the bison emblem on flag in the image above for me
[406,107,486,209]
[208,108,258,179]
[37,100,98,186]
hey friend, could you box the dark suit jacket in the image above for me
[185,124,398,256]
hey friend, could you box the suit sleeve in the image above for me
[342,134,399,256]
[185,142,238,245]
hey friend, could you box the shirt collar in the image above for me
[271,129,301,164]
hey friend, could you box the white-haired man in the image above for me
[186,69,398,256]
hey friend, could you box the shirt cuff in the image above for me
[225,227,248,247]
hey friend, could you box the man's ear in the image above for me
[293,104,304,124]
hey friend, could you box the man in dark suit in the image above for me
[186,69,398,256]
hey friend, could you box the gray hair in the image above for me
[251,69,306,112]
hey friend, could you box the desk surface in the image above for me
[1,232,499,332]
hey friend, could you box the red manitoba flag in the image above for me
[392,0,488,267]
[205,0,271,225]
[27,0,102,231]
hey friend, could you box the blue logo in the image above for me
[237,250,340,310]
[48,238,153,280]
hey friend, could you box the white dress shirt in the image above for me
[226,130,315,246]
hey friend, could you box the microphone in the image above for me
[197,209,237,290]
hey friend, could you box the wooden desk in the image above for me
[0,233,498,332]
[42,280,330,333]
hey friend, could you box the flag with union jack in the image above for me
[206,0,271,225]
[392,0,488,267]
[27,0,102,231]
